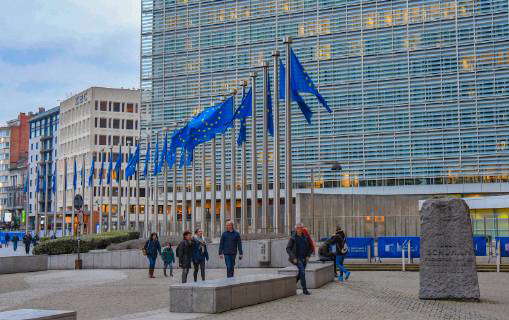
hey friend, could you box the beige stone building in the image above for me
[56,87,141,233]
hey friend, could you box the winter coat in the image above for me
[23,234,32,246]
[331,232,347,256]
[192,236,209,263]
[318,240,335,261]
[176,240,194,269]
[161,246,175,264]
[286,233,313,263]
[144,239,161,258]
[219,230,243,256]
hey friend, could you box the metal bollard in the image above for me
[402,243,406,272]
[408,240,412,264]
[497,240,501,273]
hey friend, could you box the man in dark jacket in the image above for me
[177,231,194,283]
[4,233,10,248]
[286,223,313,295]
[23,233,32,255]
[219,220,243,278]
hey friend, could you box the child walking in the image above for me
[161,242,175,277]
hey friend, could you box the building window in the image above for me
[100,101,108,111]
[98,135,107,145]
[126,103,135,113]
[113,136,120,145]
[113,102,121,112]
[125,120,134,130]
[113,119,120,129]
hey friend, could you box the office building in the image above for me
[0,113,31,226]
[28,107,60,231]
[56,87,141,233]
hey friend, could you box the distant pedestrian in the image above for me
[176,231,194,283]
[32,234,40,247]
[143,233,161,278]
[333,226,350,282]
[286,223,313,295]
[161,242,175,277]
[219,220,243,278]
[4,233,10,248]
[23,233,32,255]
[192,228,209,282]
[11,234,19,252]
[50,232,57,240]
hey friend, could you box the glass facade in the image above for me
[141,0,509,189]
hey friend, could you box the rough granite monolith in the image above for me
[419,198,480,300]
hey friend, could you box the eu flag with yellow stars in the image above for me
[179,96,235,166]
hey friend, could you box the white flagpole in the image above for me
[108,148,113,232]
[211,138,217,237]
[81,153,86,235]
[201,144,206,232]
[154,132,159,235]
[72,156,76,237]
[89,154,94,234]
[52,159,57,236]
[171,165,177,235]
[262,61,270,233]
[163,132,168,237]
[191,150,196,232]
[230,92,237,228]
[126,144,131,231]
[44,160,49,237]
[284,36,293,234]
[144,137,151,238]
[99,152,104,234]
[250,72,258,234]
[63,158,68,235]
[240,81,248,235]
[135,141,140,233]
[272,51,281,234]
[220,131,226,234]
[182,163,188,233]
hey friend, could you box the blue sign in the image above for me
[346,237,375,259]
[473,236,487,256]
[496,237,509,257]
[378,237,420,258]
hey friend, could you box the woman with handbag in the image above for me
[334,227,351,282]
[143,233,161,278]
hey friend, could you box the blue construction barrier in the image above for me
[378,236,420,258]
[346,237,375,259]
[0,231,25,244]
[496,237,509,257]
[473,236,487,256]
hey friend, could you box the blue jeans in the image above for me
[13,241,18,251]
[296,259,308,290]
[148,256,157,269]
[224,255,236,278]
[336,255,349,276]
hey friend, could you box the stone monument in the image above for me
[419,198,480,300]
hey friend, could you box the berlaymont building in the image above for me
[140,0,509,238]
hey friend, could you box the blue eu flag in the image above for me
[52,167,57,194]
[180,96,235,166]
[234,87,252,146]
[114,146,123,183]
[159,132,168,171]
[73,159,77,191]
[143,142,150,177]
[266,74,274,136]
[125,144,140,179]
[99,155,105,185]
[153,138,160,175]
[107,153,113,184]
[290,48,332,114]
[279,60,313,124]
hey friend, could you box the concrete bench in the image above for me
[0,309,76,320]
[169,274,296,313]
[278,262,334,289]
[0,256,48,275]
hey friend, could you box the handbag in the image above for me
[340,238,349,255]
[142,247,147,256]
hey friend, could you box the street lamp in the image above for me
[308,161,342,240]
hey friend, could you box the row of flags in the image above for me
[26,49,330,192]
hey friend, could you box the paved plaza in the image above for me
[1,268,508,320]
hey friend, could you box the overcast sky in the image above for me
[0,0,140,124]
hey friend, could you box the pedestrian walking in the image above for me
[143,233,161,278]
[12,234,19,252]
[286,223,313,295]
[192,228,209,282]
[23,233,32,255]
[176,231,194,283]
[161,242,175,277]
[4,233,10,248]
[333,226,350,282]
[32,234,40,247]
[219,220,243,278]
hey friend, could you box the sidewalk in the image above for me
[0,242,32,257]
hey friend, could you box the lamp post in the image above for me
[308,161,342,239]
